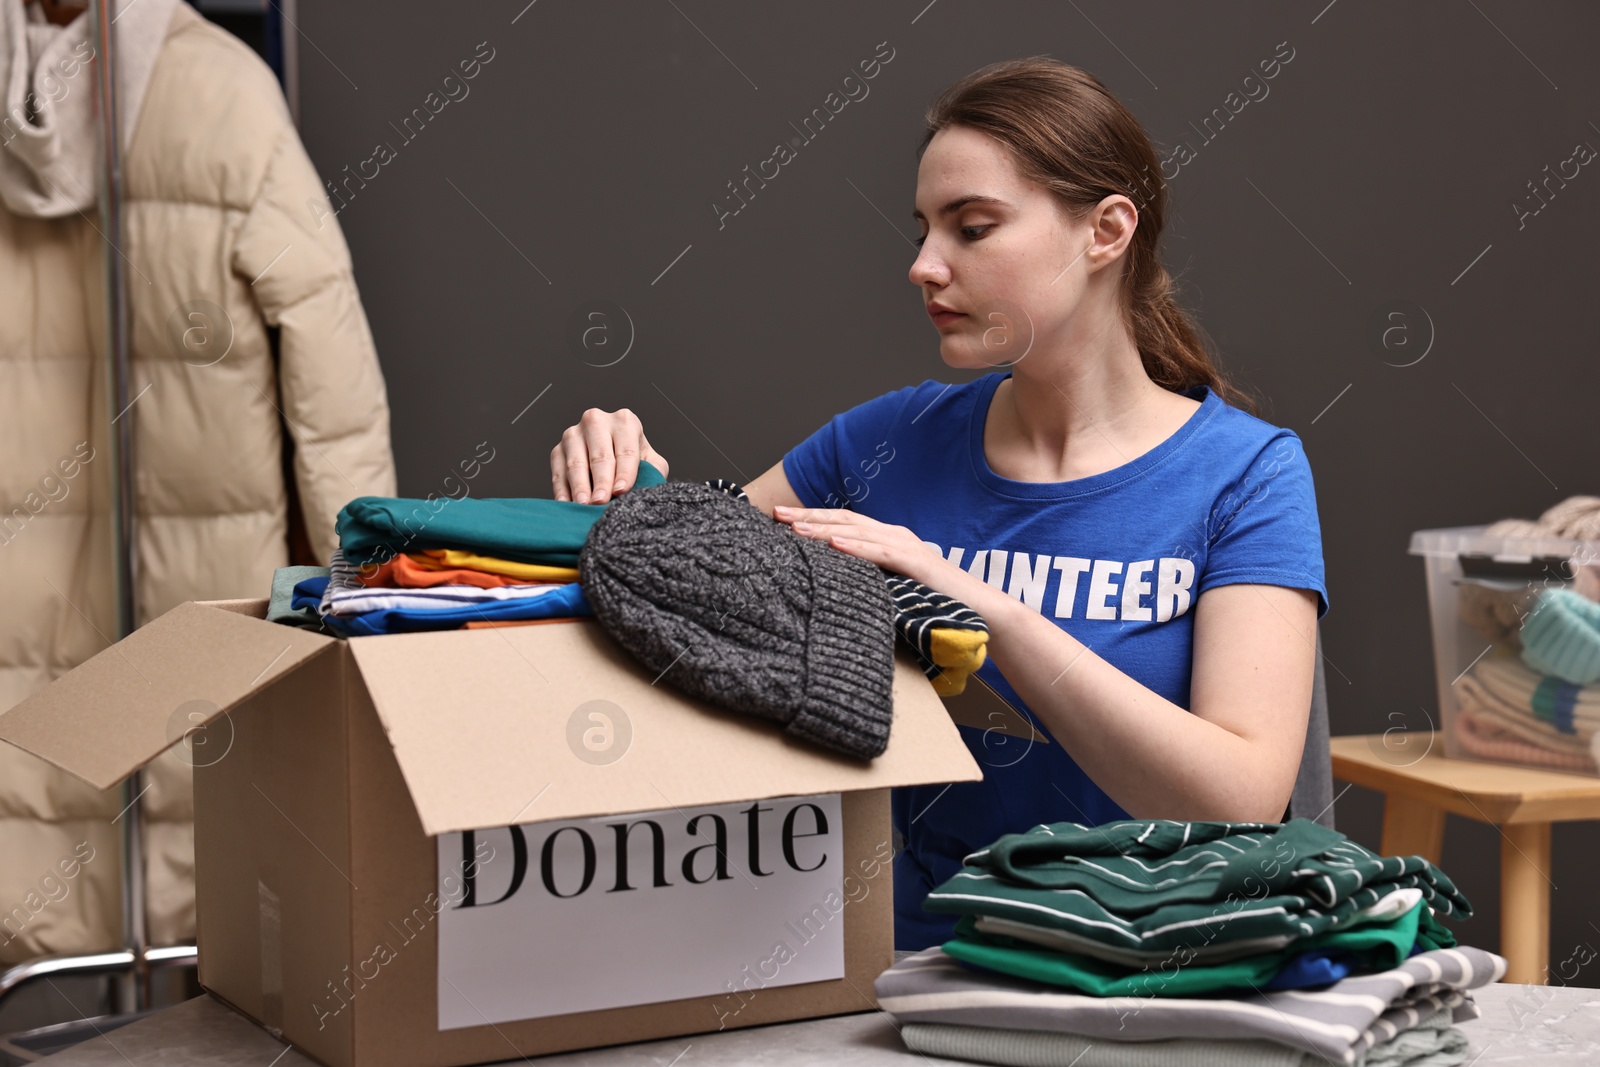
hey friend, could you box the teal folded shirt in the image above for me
[337,460,667,567]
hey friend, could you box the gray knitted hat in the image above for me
[578,481,896,759]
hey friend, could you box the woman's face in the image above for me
[910,125,1129,371]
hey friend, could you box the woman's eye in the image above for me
[915,223,985,249]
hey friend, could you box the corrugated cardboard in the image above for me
[0,599,982,1067]
[0,601,334,789]
[347,620,983,833]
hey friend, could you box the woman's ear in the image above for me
[1084,195,1138,272]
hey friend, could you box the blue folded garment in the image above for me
[1262,939,1427,991]
[1262,948,1361,991]
[291,575,591,636]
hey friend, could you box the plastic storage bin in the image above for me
[1410,526,1600,775]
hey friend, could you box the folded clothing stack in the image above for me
[290,549,589,637]
[874,818,1499,1067]
[877,942,1505,1067]
[1450,500,1600,773]
[270,462,676,636]
[1456,650,1600,772]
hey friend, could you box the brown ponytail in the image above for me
[921,57,1258,414]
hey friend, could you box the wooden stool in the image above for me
[1330,733,1600,985]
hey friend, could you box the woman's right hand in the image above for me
[550,407,669,504]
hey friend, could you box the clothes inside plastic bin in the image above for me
[1410,497,1600,774]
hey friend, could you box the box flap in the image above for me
[943,672,1050,744]
[347,621,982,836]
[0,601,336,789]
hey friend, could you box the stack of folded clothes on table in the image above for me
[876,817,1506,1066]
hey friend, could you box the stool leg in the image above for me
[1380,794,1445,864]
[1500,822,1552,986]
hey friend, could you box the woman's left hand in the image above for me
[772,505,947,587]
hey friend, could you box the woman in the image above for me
[551,57,1326,951]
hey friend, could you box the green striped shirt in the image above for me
[922,818,1471,953]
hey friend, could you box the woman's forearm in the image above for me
[947,571,1291,822]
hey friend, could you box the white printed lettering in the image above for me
[1085,560,1124,620]
[1155,557,1196,622]
[1006,552,1050,612]
[1052,557,1092,618]
[1121,560,1154,621]
[984,550,1008,589]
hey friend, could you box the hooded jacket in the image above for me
[0,0,396,962]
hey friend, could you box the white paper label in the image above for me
[436,792,845,1029]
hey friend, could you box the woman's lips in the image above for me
[929,308,966,327]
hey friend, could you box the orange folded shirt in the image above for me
[412,549,581,584]
[358,552,567,590]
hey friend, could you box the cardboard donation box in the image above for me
[0,598,981,1067]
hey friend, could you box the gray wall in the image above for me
[295,1,1600,978]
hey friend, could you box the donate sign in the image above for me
[436,792,845,1028]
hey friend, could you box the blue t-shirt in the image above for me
[781,372,1328,951]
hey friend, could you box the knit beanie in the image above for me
[578,481,897,759]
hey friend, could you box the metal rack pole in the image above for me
[91,0,150,1015]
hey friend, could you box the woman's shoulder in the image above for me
[1194,386,1307,456]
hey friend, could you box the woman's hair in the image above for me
[921,57,1256,413]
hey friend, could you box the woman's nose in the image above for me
[909,242,948,288]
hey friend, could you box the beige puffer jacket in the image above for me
[0,3,395,964]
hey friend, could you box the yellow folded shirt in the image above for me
[415,549,581,583]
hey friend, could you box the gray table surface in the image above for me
[36,980,1600,1066]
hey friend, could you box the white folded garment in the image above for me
[327,582,567,617]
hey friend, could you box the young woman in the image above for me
[551,57,1326,951]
